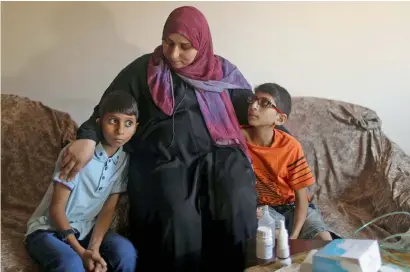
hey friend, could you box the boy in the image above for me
[25,90,138,272]
[242,83,333,240]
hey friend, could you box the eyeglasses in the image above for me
[247,96,283,114]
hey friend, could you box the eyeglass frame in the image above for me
[246,95,283,114]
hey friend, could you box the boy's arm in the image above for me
[287,141,315,239]
[290,188,309,239]
[50,147,86,254]
[87,193,120,251]
[49,183,85,256]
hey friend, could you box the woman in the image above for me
[59,6,257,271]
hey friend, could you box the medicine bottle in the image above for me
[256,226,273,260]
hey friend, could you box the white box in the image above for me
[313,239,382,272]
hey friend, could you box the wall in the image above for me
[2,1,410,154]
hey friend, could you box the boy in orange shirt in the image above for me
[242,83,333,240]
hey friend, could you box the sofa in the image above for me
[2,94,409,271]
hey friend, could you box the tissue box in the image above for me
[313,239,382,272]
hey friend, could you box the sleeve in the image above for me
[228,88,253,125]
[52,146,79,190]
[76,60,141,142]
[110,156,129,195]
[286,141,315,190]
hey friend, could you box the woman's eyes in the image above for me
[181,44,192,50]
[164,40,192,50]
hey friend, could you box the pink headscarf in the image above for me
[147,6,252,156]
[150,6,222,81]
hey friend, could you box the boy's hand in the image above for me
[94,262,107,272]
[89,249,107,272]
[81,249,96,271]
[256,207,263,219]
[81,249,107,272]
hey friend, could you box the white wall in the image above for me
[2,1,410,154]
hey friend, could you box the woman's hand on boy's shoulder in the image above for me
[59,139,96,181]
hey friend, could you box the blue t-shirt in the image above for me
[26,143,129,240]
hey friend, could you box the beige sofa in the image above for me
[2,94,409,271]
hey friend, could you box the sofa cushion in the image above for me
[1,94,78,271]
[287,97,410,239]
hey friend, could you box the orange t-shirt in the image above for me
[244,128,315,206]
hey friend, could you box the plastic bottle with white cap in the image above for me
[258,205,276,247]
[276,220,292,266]
[256,226,273,260]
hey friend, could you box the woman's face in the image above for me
[162,33,198,69]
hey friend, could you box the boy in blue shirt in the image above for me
[25,90,138,272]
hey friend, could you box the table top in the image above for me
[246,239,330,268]
[246,239,410,269]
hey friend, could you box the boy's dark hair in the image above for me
[255,83,292,117]
[98,90,138,118]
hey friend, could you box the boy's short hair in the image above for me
[98,90,138,118]
[255,83,292,117]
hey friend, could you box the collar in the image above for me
[94,142,122,164]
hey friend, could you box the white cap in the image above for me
[279,220,286,230]
[257,226,272,239]
[277,220,289,248]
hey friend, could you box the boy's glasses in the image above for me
[247,96,283,114]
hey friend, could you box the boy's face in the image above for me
[99,112,137,148]
[247,92,287,127]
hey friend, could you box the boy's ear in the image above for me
[275,113,288,126]
[96,118,100,124]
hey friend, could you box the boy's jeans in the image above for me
[25,229,137,272]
